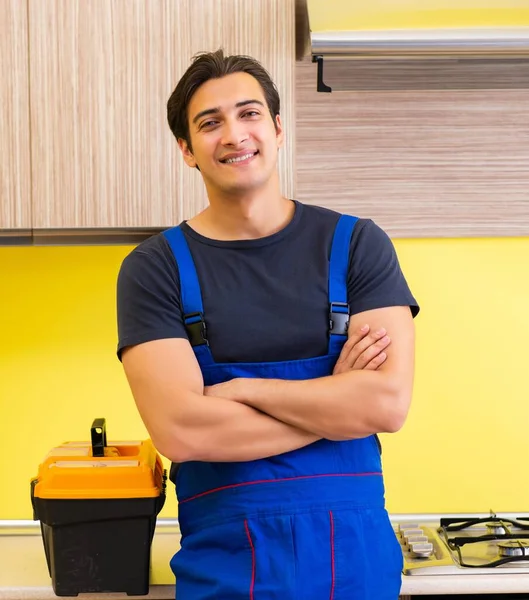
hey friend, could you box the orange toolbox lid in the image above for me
[32,419,166,500]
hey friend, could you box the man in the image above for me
[117,49,419,599]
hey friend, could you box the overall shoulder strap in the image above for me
[162,226,214,366]
[328,214,359,355]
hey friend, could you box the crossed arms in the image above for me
[122,306,415,463]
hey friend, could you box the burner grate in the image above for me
[445,543,529,569]
[440,516,529,532]
[438,512,529,569]
[446,533,529,547]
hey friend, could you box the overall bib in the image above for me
[163,215,403,600]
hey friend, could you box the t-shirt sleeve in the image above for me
[347,219,420,317]
[116,236,188,361]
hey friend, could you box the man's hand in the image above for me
[333,324,390,375]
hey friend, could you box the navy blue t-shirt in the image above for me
[117,201,419,361]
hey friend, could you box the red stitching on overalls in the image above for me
[179,472,382,504]
[329,511,335,600]
[244,520,255,600]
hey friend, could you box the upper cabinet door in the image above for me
[29,1,177,229]
[29,0,295,230]
[0,1,31,230]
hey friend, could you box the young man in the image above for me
[117,49,419,599]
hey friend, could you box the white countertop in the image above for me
[2,523,529,598]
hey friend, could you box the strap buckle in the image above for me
[329,302,349,335]
[184,312,209,347]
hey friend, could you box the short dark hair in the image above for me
[167,49,280,150]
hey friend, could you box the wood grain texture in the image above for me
[28,0,294,229]
[29,0,179,228]
[296,58,529,238]
[171,0,295,222]
[0,0,31,229]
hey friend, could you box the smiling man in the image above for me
[117,49,419,599]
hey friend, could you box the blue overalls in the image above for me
[162,215,403,599]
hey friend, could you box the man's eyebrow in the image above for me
[192,107,219,125]
[235,99,265,109]
[192,99,265,125]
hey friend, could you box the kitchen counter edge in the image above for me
[2,516,529,599]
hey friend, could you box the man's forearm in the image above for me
[163,391,321,463]
[227,371,409,440]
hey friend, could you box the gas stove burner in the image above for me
[486,521,509,535]
[398,517,529,576]
[497,540,529,558]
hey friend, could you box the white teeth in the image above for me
[224,152,255,164]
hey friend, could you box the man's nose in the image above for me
[221,119,249,146]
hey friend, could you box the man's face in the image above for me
[179,72,284,196]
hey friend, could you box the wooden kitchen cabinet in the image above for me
[28,0,176,229]
[0,0,31,230]
[28,0,295,230]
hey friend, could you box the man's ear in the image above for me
[177,138,197,169]
[274,114,284,150]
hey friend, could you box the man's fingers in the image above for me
[352,328,387,359]
[333,342,388,375]
[338,326,388,368]
[334,331,391,375]
[363,352,387,371]
[336,324,373,361]
[340,324,370,354]
[334,324,369,367]
[353,336,391,370]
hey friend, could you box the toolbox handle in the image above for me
[91,418,107,457]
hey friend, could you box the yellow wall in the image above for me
[1,237,528,519]
[307,0,529,31]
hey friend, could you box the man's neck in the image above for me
[188,184,295,241]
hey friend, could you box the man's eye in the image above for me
[201,120,217,129]
[243,111,259,118]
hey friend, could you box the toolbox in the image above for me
[30,418,167,596]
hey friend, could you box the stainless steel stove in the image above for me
[395,513,529,575]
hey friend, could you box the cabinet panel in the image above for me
[29,0,295,230]
[0,0,31,230]
[29,0,177,228]
[296,58,529,238]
